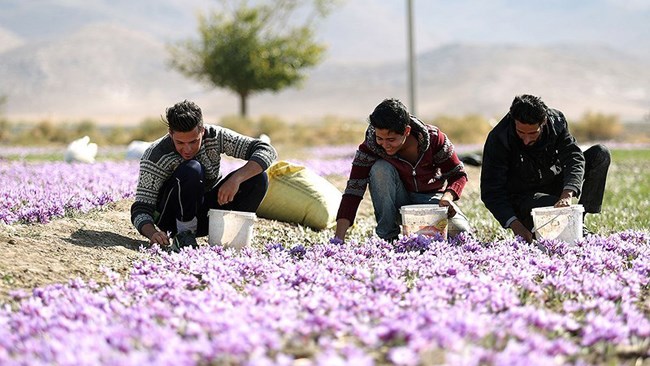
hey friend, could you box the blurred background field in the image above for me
[1,107,647,153]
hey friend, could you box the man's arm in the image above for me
[431,129,467,200]
[334,218,352,240]
[217,160,264,205]
[334,143,377,241]
[510,219,534,243]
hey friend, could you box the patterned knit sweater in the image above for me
[336,117,467,224]
[130,124,277,234]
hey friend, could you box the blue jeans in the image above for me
[155,160,268,237]
[368,159,472,240]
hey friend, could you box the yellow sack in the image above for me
[257,161,342,230]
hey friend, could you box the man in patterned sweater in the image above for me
[131,100,277,251]
[334,98,471,242]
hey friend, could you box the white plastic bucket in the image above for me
[208,209,257,249]
[399,204,449,239]
[531,204,584,243]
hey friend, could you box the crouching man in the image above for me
[131,100,277,251]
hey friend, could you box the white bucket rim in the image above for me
[208,208,257,219]
[531,204,584,215]
[400,204,449,214]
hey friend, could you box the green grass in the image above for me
[593,149,650,233]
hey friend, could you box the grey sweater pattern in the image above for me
[130,124,277,234]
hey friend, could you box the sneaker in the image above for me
[582,226,595,237]
[171,231,198,252]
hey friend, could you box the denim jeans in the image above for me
[515,144,611,230]
[368,159,472,240]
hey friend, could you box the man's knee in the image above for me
[174,159,203,181]
[243,171,268,191]
[584,144,611,169]
[370,160,397,183]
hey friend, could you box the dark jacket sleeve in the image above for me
[553,111,585,195]
[480,121,517,228]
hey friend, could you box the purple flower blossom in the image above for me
[1,152,649,365]
[0,161,139,224]
[289,245,306,260]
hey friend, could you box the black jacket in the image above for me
[480,108,585,227]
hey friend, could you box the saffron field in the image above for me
[0,145,649,365]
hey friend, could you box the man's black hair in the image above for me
[164,100,204,132]
[509,94,548,125]
[369,98,410,134]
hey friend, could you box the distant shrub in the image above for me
[215,115,365,148]
[130,117,168,142]
[17,120,70,144]
[219,115,257,136]
[105,125,134,145]
[571,111,622,142]
[289,116,365,147]
[318,116,366,145]
[0,110,632,149]
[73,120,100,142]
[429,114,492,144]
[0,118,11,143]
[257,115,287,135]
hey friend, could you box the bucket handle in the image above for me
[531,213,563,235]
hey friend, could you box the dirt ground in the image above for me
[0,199,147,301]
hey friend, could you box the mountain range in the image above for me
[1,22,648,125]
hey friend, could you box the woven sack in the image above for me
[257,161,341,230]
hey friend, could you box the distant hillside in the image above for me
[1,22,648,124]
[413,43,649,120]
[0,23,234,124]
[251,43,650,122]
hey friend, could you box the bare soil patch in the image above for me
[0,200,145,301]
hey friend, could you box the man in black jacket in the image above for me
[480,94,610,243]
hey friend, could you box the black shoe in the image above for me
[171,231,198,252]
[582,227,595,237]
[384,235,399,243]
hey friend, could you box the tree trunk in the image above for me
[238,93,248,117]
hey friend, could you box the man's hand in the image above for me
[218,177,241,205]
[510,219,534,243]
[555,189,575,208]
[334,218,351,241]
[438,191,457,218]
[149,231,170,246]
[217,160,264,206]
[142,223,170,247]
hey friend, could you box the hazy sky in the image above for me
[1,0,649,64]
[320,0,650,63]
